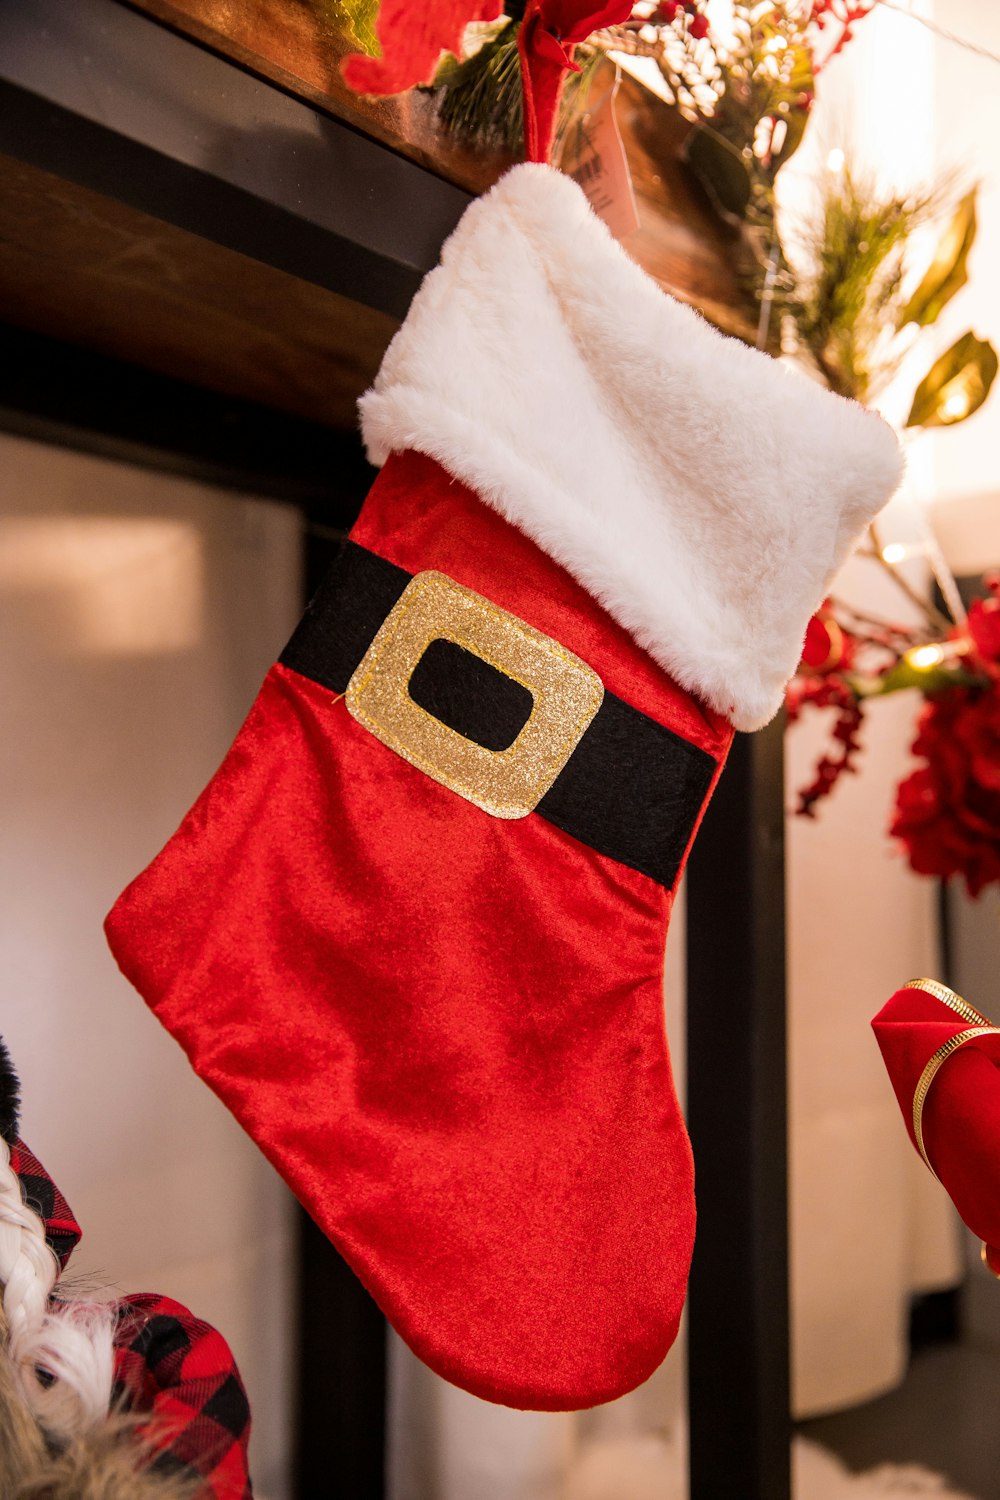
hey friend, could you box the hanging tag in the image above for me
[564,67,639,242]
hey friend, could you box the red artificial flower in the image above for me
[342,0,504,95]
[891,686,1000,897]
[799,607,855,675]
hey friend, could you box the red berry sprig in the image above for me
[809,0,878,71]
[655,1,710,39]
[787,675,866,818]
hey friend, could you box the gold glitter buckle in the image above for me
[345,571,604,818]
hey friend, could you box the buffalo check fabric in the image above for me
[10,1138,83,1270]
[114,1294,253,1500]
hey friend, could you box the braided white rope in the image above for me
[0,1140,114,1441]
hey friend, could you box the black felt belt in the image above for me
[280,541,717,889]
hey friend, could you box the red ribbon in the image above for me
[518,0,633,163]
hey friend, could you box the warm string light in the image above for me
[876,539,943,572]
[867,519,960,636]
[875,532,968,631]
[904,637,972,672]
[880,541,910,565]
[941,391,973,421]
[906,642,945,669]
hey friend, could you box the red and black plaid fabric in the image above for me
[7,1142,253,1497]
[10,1137,82,1270]
[114,1294,253,1500]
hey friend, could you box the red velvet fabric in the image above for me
[518,0,633,163]
[106,451,732,1410]
[872,985,1000,1253]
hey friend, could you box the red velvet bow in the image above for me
[872,980,1000,1270]
[342,0,633,164]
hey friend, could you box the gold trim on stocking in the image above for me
[346,571,604,818]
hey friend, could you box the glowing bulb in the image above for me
[881,542,907,564]
[941,391,971,421]
[826,147,846,174]
[907,644,945,670]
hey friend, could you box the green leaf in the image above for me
[865,661,977,697]
[683,126,752,223]
[905,331,999,428]
[769,101,809,174]
[899,190,978,329]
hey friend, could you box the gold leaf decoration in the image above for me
[899,188,978,329]
[905,331,999,429]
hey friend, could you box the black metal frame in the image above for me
[686,724,791,1500]
[0,4,792,1496]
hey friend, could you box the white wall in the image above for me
[0,432,301,1499]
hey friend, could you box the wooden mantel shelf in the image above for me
[0,0,754,480]
[125,0,517,194]
[126,0,752,335]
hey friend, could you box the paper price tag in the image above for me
[565,77,640,242]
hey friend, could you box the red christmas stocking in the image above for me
[872,977,1000,1274]
[106,165,902,1410]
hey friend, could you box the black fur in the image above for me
[0,1036,21,1145]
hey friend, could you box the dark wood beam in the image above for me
[0,322,375,511]
[0,0,471,322]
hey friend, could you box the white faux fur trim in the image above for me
[360,163,904,730]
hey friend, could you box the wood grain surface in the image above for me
[122,0,754,333]
[0,153,399,429]
[2,2,755,436]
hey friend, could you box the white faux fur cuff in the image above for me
[360,163,903,731]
